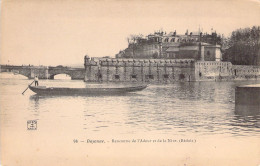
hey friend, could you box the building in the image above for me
[116,30,222,61]
[85,30,260,83]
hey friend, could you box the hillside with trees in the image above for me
[222,26,260,66]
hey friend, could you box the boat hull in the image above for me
[28,85,147,95]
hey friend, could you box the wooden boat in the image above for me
[28,84,148,95]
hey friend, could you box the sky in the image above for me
[0,0,260,66]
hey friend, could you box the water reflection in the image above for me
[30,95,40,111]
[235,105,260,116]
[1,77,260,137]
[234,104,260,129]
[125,82,260,136]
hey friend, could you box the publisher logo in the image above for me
[27,120,37,130]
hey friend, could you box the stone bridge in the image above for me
[0,65,85,80]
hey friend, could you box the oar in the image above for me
[22,81,34,95]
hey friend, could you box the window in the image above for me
[115,75,120,79]
[163,74,169,79]
[207,51,210,56]
[164,38,169,42]
[131,75,137,79]
[179,74,185,79]
[170,38,175,42]
[145,75,154,79]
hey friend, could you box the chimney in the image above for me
[185,29,189,35]
[200,44,205,61]
[198,43,205,61]
[199,32,202,42]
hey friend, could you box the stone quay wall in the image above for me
[84,57,196,83]
[195,61,233,81]
[195,62,260,81]
[232,65,260,80]
[84,57,260,82]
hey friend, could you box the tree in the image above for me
[222,26,260,65]
[126,34,143,44]
[126,34,144,58]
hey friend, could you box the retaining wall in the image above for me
[84,57,260,82]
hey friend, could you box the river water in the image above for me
[1,73,260,165]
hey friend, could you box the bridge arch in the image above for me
[0,70,30,79]
[49,73,72,79]
[0,72,29,79]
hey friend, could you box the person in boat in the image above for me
[34,76,39,86]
